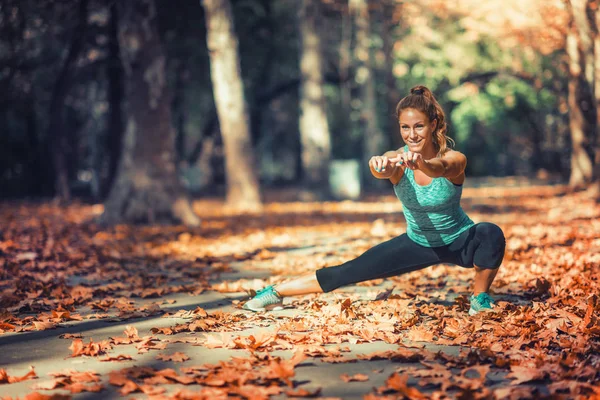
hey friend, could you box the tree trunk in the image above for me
[250,0,275,148]
[25,93,43,196]
[340,6,352,143]
[350,0,387,187]
[298,0,332,188]
[101,0,200,227]
[586,0,600,198]
[202,0,262,210]
[48,0,89,202]
[380,0,401,149]
[173,60,188,164]
[566,0,596,188]
[102,1,125,199]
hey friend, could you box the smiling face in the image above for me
[399,108,437,155]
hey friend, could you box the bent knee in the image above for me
[473,222,506,269]
[476,222,505,244]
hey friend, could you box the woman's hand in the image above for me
[369,155,396,177]
[390,150,426,171]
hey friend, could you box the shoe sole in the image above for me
[468,307,495,316]
[243,303,284,312]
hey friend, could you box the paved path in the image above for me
[0,234,512,399]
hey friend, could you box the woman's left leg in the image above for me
[449,222,506,294]
[473,266,500,295]
[449,222,505,314]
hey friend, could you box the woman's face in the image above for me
[399,108,437,153]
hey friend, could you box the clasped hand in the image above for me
[369,150,425,175]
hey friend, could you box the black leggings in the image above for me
[315,222,506,293]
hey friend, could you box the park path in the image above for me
[4,184,598,399]
[0,231,513,399]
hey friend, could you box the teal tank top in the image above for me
[393,145,475,247]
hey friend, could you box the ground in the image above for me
[0,179,599,399]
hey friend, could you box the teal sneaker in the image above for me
[242,285,284,312]
[469,292,495,316]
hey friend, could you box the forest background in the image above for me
[3,0,600,224]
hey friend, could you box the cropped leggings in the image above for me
[315,222,506,293]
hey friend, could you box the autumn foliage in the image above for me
[1,185,600,398]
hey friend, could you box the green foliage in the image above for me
[0,0,567,197]
[387,8,561,175]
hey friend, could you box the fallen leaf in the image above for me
[385,372,427,399]
[285,387,322,397]
[340,373,369,382]
[100,354,134,362]
[156,352,190,362]
[506,365,548,385]
[0,366,37,384]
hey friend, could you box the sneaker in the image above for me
[242,285,284,312]
[468,292,495,316]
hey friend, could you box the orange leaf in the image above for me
[119,380,140,395]
[0,366,37,384]
[156,352,190,362]
[32,321,55,331]
[68,339,84,357]
[59,333,82,339]
[285,387,322,397]
[386,372,427,399]
[340,373,369,382]
[124,325,139,339]
[507,365,548,385]
[64,382,104,393]
[108,370,129,387]
[32,378,68,390]
[22,393,70,400]
[100,354,134,362]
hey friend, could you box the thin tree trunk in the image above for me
[102,1,124,199]
[340,5,352,140]
[173,61,188,164]
[298,0,332,188]
[381,0,401,149]
[25,93,42,196]
[350,0,387,187]
[101,0,200,226]
[566,0,596,188]
[48,0,89,202]
[249,0,274,148]
[202,0,262,210]
[586,0,600,198]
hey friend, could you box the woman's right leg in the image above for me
[274,233,450,296]
[272,271,323,297]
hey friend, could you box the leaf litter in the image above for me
[0,188,599,398]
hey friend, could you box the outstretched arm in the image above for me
[420,150,467,178]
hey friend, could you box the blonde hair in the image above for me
[396,85,455,158]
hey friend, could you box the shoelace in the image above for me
[255,286,276,298]
[476,293,494,308]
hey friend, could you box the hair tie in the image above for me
[413,88,424,95]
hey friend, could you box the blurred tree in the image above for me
[1,0,594,200]
[201,0,262,210]
[350,0,387,186]
[101,0,200,226]
[102,1,124,199]
[298,0,332,189]
[585,0,600,198]
[378,0,402,149]
[565,0,596,187]
[47,0,89,202]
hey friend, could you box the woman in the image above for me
[243,85,506,316]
